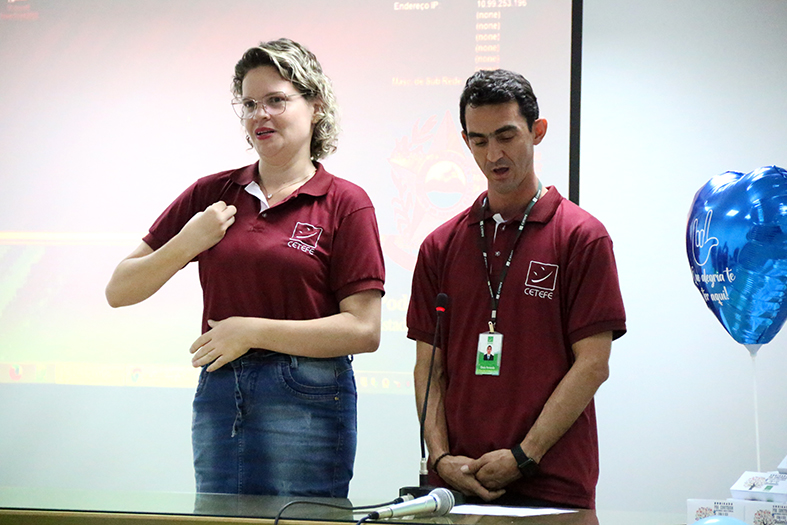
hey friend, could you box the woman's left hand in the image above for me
[190,318,253,371]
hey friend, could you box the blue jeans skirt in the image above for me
[191,352,357,496]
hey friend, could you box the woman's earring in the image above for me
[245,134,253,147]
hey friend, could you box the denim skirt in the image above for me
[191,351,357,496]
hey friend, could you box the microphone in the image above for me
[418,293,449,485]
[435,292,448,313]
[401,294,464,504]
[367,488,455,520]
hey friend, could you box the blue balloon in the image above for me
[693,517,747,525]
[686,166,787,353]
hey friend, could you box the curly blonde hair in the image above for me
[232,39,339,161]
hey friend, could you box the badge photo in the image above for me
[476,332,503,376]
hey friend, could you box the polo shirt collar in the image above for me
[229,161,332,198]
[470,184,562,225]
[298,162,331,197]
[230,162,258,185]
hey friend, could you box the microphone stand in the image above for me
[400,294,463,504]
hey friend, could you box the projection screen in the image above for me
[0,0,577,395]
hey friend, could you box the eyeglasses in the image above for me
[231,92,305,119]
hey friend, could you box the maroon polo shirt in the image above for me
[144,162,385,336]
[407,186,626,509]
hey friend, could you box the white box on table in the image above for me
[731,472,787,503]
[687,499,747,523]
[742,500,787,525]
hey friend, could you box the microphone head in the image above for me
[430,488,455,516]
[435,293,449,312]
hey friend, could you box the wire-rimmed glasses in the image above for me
[231,92,305,119]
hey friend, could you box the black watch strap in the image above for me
[510,444,538,477]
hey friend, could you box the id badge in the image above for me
[476,332,503,376]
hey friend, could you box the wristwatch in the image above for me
[510,444,539,477]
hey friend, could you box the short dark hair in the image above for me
[459,69,539,132]
[232,38,339,160]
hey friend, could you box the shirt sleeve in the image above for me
[406,235,441,344]
[329,205,385,302]
[142,180,204,252]
[564,235,627,344]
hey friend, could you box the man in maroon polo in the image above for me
[406,70,626,509]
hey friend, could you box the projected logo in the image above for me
[9,365,23,381]
[385,112,485,271]
[287,222,323,255]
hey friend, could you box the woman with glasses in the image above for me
[105,38,385,497]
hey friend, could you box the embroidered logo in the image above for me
[287,222,323,255]
[524,261,559,299]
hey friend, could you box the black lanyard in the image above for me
[479,181,542,330]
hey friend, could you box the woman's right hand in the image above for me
[106,201,237,307]
[179,201,237,254]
